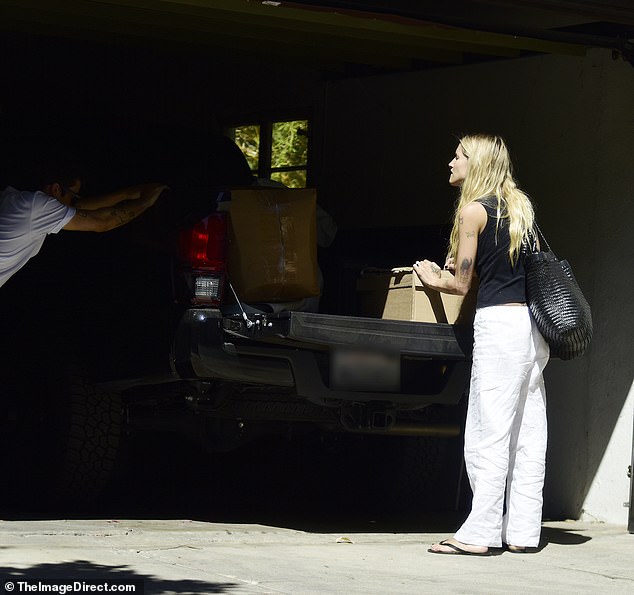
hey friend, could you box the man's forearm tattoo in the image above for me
[459,257,472,284]
[112,205,138,226]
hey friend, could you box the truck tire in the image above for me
[390,434,457,510]
[2,358,122,509]
[371,406,466,513]
[55,376,123,503]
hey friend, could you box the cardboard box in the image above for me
[221,188,320,302]
[356,267,476,325]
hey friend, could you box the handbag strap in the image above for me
[523,222,556,257]
[532,223,553,253]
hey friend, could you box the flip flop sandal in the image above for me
[506,545,538,554]
[428,540,492,556]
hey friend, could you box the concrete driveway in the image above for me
[2,429,632,594]
[1,517,632,594]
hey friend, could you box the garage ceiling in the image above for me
[0,0,633,76]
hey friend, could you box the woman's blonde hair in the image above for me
[448,134,534,265]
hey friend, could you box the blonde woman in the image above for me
[414,134,549,555]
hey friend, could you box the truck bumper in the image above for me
[173,308,472,407]
[173,308,295,387]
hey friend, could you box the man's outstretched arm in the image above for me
[72,183,167,210]
[63,184,167,232]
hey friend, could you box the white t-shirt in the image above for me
[0,186,76,288]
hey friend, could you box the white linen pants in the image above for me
[454,305,549,548]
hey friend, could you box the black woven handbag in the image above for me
[524,225,592,360]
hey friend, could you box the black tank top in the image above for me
[475,197,526,308]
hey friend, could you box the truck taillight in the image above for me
[178,212,227,305]
[180,212,227,270]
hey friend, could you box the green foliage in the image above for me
[229,119,308,187]
[271,170,307,188]
[231,125,260,171]
[271,120,308,187]
[272,120,308,168]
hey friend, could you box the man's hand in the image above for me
[139,183,169,207]
[444,256,456,272]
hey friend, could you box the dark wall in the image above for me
[1,33,215,189]
[0,31,320,194]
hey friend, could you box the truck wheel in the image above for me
[2,361,122,509]
[54,377,123,504]
[372,407,465,513]
[389,434,458,510]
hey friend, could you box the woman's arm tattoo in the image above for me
[459,257,473,284]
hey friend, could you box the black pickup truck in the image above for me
[0,132,472,507]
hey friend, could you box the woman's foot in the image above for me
[507,545,525,552]
[506,544,538,553]
[428,538,490,556]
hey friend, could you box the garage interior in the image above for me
[0,0,633,526]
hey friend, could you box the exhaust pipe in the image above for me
[344,422,460,437]
[379,422,460,437]
[340,407,460,437]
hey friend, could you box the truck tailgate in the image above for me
[224,311,472,359]
[287,312,472,358]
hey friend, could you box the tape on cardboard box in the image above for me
[222,188,320,302]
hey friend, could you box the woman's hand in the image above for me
[444,256,456,273]
[413,259,443,288]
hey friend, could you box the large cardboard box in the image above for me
[356,267,476,325]
[221,188,320,302]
